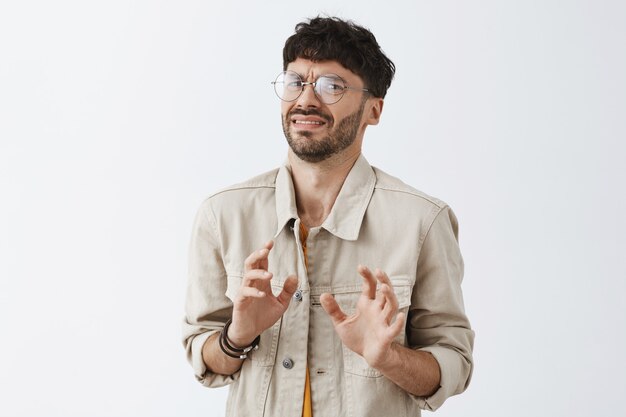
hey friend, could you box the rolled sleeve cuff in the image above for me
[414,346,471,411]
[190,330,241,388]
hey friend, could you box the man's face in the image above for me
[281,58,374,163]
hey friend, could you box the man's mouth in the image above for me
[293,120,324,125]
[289,112,331,131]
[290,117,327,131]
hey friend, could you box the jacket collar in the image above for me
[274,154,376,241]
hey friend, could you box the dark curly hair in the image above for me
[283,16,395,99]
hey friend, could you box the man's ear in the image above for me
[365,98,384,126]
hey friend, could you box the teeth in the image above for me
[294,120,323,125]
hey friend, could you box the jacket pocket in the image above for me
[333,277,412,378]
[248,320,280,367]
[225,274,280,367]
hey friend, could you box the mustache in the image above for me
[288,108,333,124]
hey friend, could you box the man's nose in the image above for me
[295,82,321,108]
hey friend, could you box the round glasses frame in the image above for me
[271,70,370,105]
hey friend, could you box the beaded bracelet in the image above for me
[218,319,260,360]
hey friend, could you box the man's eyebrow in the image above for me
[288,70,344,81]
[292,71,308,80]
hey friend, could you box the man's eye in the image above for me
[286,81,302,89]
[322,82,344,94]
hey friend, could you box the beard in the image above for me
[282,101,366,163]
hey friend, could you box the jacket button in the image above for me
[293,290,303,301]
[282,358,294,369]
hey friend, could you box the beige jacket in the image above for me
[182,155,474,417]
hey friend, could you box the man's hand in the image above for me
[320,265,405,369]
[228,241,298,347]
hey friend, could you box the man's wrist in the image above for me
[226,324,257,348]
[368,341,401,371]
[219,319,260,359]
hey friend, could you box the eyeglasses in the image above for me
[271,70,370,105]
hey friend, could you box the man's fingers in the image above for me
[244,242,273,272]
[320,293,347,325]
[387,311,406,339]
[380,285,393,322]
[376,269,397,301]
[357,265,377,299]
[237,286,267,302]
[380,282,399,320]
[374,268,392,286]
[276,275,298,306]
[243,269,273,287]
[244,248,268,271]
[377,289,387,309]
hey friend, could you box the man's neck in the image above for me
[288,150,361,228]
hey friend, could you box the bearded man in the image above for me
[183,16,474,417]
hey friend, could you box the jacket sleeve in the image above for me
[408,205,475,411]
[181,199,241,388]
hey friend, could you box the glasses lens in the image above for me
[273,71,302,102]
[316,75,346,104]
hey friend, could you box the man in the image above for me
[183,16,474,417]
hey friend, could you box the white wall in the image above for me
[1,1,625,416]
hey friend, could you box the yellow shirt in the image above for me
[299,223,312,417]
